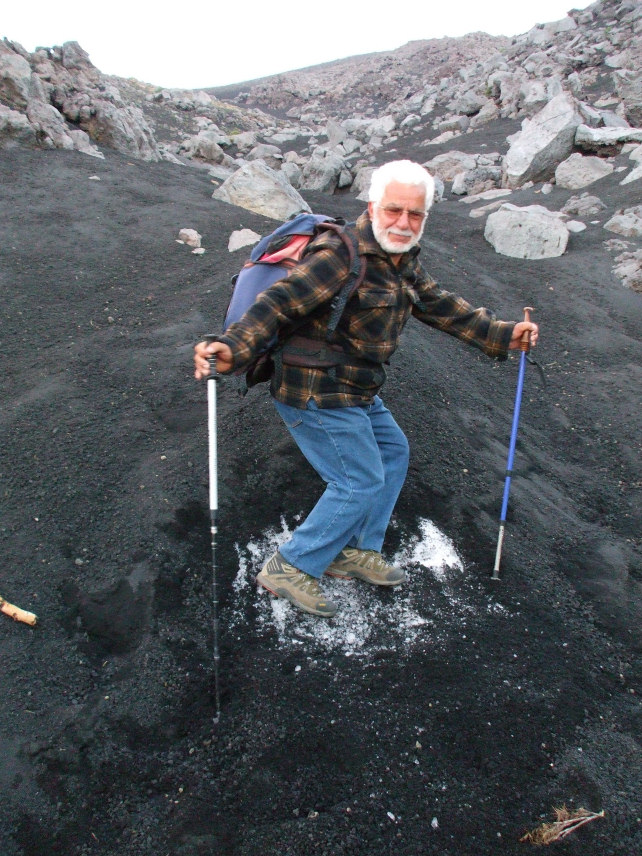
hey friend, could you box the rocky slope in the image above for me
[2,1,641,166]
[26,2,639,293]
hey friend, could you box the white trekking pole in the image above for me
[205,341,221,721]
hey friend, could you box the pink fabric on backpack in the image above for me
[260,234,310,263]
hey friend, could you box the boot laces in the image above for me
[347,549,382,570]
[295,574,321,595]
[279,560,321,593]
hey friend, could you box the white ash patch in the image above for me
[225,517,497,658]
[392,518,463,580]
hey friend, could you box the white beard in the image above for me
[372,212,425,254]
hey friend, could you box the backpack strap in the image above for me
[275,223,369,382]
[318,223,367,336]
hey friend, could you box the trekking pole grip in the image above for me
[520,306,534,352]
[203,333,219,379]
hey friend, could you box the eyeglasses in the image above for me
[375,204,426,226]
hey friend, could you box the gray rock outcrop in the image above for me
[0,38,157,159]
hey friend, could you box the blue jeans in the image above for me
[272,396,409,578]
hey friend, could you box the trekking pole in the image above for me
[205,342,222,720]
[492,307,534,581]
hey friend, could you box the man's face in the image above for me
[368,181,427,255]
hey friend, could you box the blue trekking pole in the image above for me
[492,307,534,581]
[206,344,221,720]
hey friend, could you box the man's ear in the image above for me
[367,201,375,219]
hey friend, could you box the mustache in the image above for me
[387,228,414,238]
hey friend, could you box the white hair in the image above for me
[368,160,435,212]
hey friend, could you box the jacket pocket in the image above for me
[356,290,397,309]
[346,289,400,344]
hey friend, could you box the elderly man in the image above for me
[194,160,538,618]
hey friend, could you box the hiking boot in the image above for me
[325,548,406,586]
[257,552,338,618]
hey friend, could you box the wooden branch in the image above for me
[521,806,605,845]
[0,596,38,626]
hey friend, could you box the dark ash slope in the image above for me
[0,145,640,856]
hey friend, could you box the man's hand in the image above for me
[509,321,539,350]
[194,340,234,379]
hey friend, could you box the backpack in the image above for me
[221,212,366,392]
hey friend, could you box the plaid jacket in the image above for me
[219,211,515,408]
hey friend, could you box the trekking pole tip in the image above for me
[491,523,505,580]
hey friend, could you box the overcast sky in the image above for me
[4,1,594,90]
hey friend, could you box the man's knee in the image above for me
[358,470,387,496]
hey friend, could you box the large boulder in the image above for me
[561,193,606,217]
[575,124,642,152]
[281,160,302,188]
[604,206,642,239]
[612,249,642,292]
[231,131,259,153]
[423,151,477,182]
[246,143,283,170]
[554,153,614,189]
[447,90,488,116]
[0,44,32,110]
[24,98,103,157]
[68,128,103,158]
[621,163,642,185]
[213,160,311,220]
[525,16,577,46]
[325,119,348,148]
[366,115,396,140]
[451,166,502,196]
[74,102,159,160]
[299,148,345,192]
[487,69,528,118]
[353,166,376,201]
[60,41,93,71]
[629,144,642,164]
[0,103,36,147]
[484,204,569,259]
[503,93,583,187]
[469,99,500,128]
[616,71,642,127]
[180,130,236,165]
